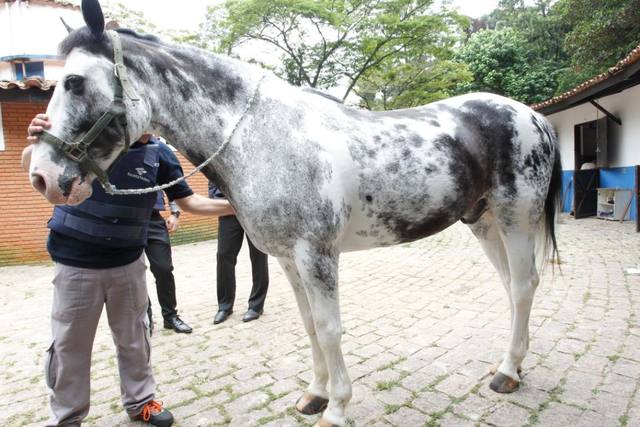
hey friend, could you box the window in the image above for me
[0,104,5,151]
[14,61,45,80]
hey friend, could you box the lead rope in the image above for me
[103,74,266,195]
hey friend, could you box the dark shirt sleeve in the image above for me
[207,180,225,199]
[156,143,194,201]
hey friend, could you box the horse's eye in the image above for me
[64,75,85,94]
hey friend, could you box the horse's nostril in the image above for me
[31,172,47,195]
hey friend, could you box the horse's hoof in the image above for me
[313,418,340,427]
[296,392,329,415]
[489,372,520,393]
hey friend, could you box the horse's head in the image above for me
[27,0,150,205]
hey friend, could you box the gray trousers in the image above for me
[44,256,155,426]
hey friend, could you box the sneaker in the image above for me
[128,400,174,427]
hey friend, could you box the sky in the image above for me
[100,0,501,32]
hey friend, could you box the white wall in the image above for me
[0,62,12,80]
[0,2,83,58]
[547,84,640,169]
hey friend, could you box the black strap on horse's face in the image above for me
[38,30,138,191]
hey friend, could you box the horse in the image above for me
[25,1,561,425]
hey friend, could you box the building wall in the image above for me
[0,99,219,266]
[547,85,639,221]
[547,84,640,170]
[0,1,83,60]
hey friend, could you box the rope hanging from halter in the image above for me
[105,75,265,195]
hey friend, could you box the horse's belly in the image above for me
[339,201,462,252]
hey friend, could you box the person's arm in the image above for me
[165,201,181,233]
[174,193,235,216]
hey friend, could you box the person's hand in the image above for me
[27,114,51,143]
[166,214,180,233]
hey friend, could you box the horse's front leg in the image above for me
[278,257,330,415]
[293,243,351,427]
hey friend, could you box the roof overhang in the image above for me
[537,62,640,115]
[532,44,640,116]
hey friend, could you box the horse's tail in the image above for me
[540,118,562,272]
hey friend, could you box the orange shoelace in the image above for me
[141,400,164,421]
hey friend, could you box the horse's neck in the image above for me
[141,46,263,167]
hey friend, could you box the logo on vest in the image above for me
[127,167,151,183]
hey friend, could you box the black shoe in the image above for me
[213,310,232,324]
[163,315,192,334]
[128,400,174,427]
[242,308,263,322]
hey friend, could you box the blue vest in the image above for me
[48,142,160,248]
[154,191,165,211]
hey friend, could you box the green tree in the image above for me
[205,0,468,103]
[455,28,559,104]
[555,0,640,91]
[356,58,472,110]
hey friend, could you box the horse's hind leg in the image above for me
[491,225,540,393]
[467,211,512,317]
[278,257,330,415]
[290,242,351,427]
[467,212,519,376]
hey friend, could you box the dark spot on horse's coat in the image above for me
[395,124,407,131]
[410,134,424,147]
[429,120,440,127]
[402,148,411,159]
[373,135,381,144]
[365,195,373,202]
[386,162,399,174]
[439,100,519,219]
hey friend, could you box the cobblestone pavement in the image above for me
[1,215,639,427]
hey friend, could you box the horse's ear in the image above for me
[59,17,74,34]
[81,0,105,39]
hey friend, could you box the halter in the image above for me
[38,30,138,192]
[38,30,265,196]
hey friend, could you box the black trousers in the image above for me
[216,215,269,313]
[145,212,178,320]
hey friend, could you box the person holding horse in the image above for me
[209,181,269,324]
[24,115,234,427]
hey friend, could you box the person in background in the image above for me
[209,181,269,324]
[145,188,192,334]
[25,115,234,427]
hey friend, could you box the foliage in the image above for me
[204,0,470,104]
[356,58,472,110]
[555,0,640,92]
[455,27,559,104]
[103,2,157,34]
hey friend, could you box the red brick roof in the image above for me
[0,78,56,91]
[531,43,640,111]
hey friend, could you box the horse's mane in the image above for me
[59,27,162,58]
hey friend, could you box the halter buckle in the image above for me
[65,144,88,162]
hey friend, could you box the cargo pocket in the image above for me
[44,341,57,389]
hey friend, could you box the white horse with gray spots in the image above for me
[25,1,561,425]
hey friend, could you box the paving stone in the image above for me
[438,412,477,427]
[484,401,531,427]
[384,406,429,426]
[412,390,451,414]
[435,373,478,398]
[451,393,496,421]
[536,402,584,427]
